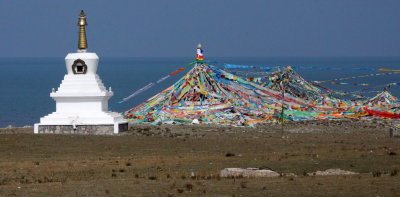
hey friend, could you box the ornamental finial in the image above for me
[196,43,204,61]
[77,10,88,51]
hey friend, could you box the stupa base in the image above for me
[34,123,128,135]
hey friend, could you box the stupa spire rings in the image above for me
[78,10,88,51]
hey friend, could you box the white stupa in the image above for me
[34,10,127,135]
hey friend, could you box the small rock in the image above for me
[220,168,280,178]
[282,173,297,177]
[225,153,235,157]
[307,169,358,176]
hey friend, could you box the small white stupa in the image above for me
[34,10,127,135]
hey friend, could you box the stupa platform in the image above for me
[34,123,128,135]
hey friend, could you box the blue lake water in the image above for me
[1,57,400,127]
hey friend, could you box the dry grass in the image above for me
[0,123,399,196]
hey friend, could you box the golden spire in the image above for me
[77,10,88,51]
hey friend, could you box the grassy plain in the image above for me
[0,121,399,196]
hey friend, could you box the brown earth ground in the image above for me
[0,120,399,196]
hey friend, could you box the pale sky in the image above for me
[0,0,399,57]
